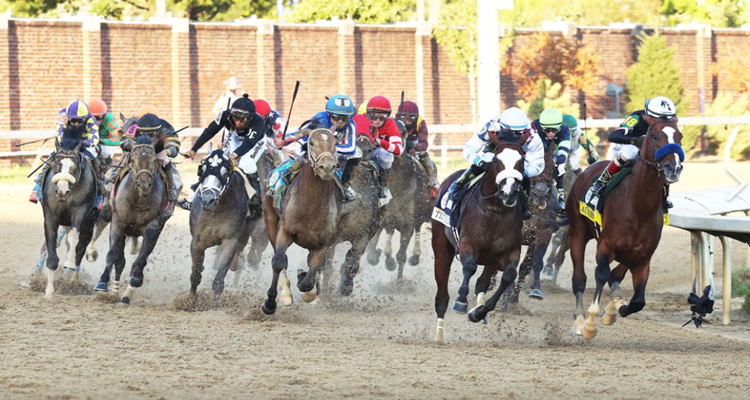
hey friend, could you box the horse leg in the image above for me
[112,246,127,295]
[570,225,590,336]
[471,264,496,324]
[211,239,240,309]
[189,238,208,294]
[42,217,60,298]
[298,248,327,302]
[408,229,421,266]
[129,236,142,255]
[543,229,563,276]
[619,262,649,318]
[262,226,292,315]
[365,228,382,266]
[504,240,534,310]
[245,223,268,271]
[602,263,629,325]
[122,221,161,305]
[395,227,413,280]
[384,228,396,271]
[339,238,368,296]
[95,222,126,292]
[231,220,253,287]
[581,249,613,339]
[72,210,98,282]
[318,247,335,300]
[469,253,520,323]
[555,227,571,274]
[529,229,553,299]
[453,249,479,314]
[62,227,79,275]
[432,223,456,342]
[86,217,108,262]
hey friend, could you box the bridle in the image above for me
[308,130,337,178]
[198,155,235,201]
[637,119,676,178]
[51,151,82,187]
[128,144,158,184]
[481,141,525,203]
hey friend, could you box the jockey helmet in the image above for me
[65,100,90,122]
[562,114,578,130]
[498,107,530,136]
[645,96,676,119]
[135,113,162,137]
[358,102,368,115]
[326,94,355,116]
[539,108,563,131]
[230,94,255,118]
[137,105,160,118]
[398,100,419,116]
[254,99,271,119]
[88,99,108,118]
[367,96,392,115]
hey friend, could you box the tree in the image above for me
[681,93,750,159]
[624,34,686,116]
[286,0,415,23]
[516,80,580,120]
[661,0,745,28]
[711,57,750,94]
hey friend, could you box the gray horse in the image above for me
[40,125,101,297]
[94,135,175,304]
[188,145,253,308]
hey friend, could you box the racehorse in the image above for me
[503,149,559,306]
[40,124,100,297]
[243,152,276,271]
[542,160,582,280]
[93,135,174,304]
[567,119,683,338]
[188,145,253,308]
[261,129,341,314]
[432,140,526,341]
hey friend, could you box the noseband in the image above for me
[637,120,683,178]
[128,144,158,184]
[51,152,82,186]
[199,158,234,201]
[308,132,337,178]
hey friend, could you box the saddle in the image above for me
[431,172,485,229]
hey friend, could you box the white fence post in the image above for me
[718,235,732,325]
[441,140,448,173]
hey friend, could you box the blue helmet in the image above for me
[326,94,355,116]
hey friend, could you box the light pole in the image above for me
[477,0,513,123]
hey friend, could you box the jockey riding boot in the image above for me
[664,184,673,209]
[447,167,477,201]
[282,158,306,186]
[29,165,49,204]
[377,168,391,199]
[340,158,360,203]
[90,156,106,209]
[590,160,623,197]
[246,172,263,219]
[519,176,532,220]
[420,152,439,198]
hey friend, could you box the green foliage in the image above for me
[731,268,750,315]
[286,0,415,23]
[516,80,580,120]
[661,0,746,28]
[682,93,750,159]
[433,0,477,78]
[625,34,686,116]
[2,0,64,17]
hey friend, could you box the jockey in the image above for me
[254,99,287,167]
[29,99,102,205]
[589,96,676,208]
[531,108,571,213]
[280,94,361,203]
[121,113,183,215]
[447,107,545,220]
[396,100,439,197]
[365,96,403,199]
[88,98,121,167]
[184,94,266,211]
[562,114,598,173]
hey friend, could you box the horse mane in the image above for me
[135,135,154,146]
[60,123,86,151]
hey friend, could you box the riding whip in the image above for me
[15,136,57,147]
[27,156,52,178]
[283,80,301,139]
[221,97,231,144]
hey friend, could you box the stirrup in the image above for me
[178,198,192,211]
[29,191,39,204]
[343,187,359,203]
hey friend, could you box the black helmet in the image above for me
[136,113,162,137]
[230,94,255,122]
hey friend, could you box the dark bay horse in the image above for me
[567,120,683,338]
[40,125,100,297]
[188,145,253,308]
[261,129,341,314]
[94,135,173,304]
[432,141,526,342]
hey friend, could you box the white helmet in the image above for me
[498,107,530,135]
[645,96,676,119]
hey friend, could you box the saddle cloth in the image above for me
[431,172,485,228]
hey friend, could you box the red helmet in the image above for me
[255,99,271,119]
[367,96,391,114]
[89,98,108,117]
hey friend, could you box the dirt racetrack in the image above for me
[1,162,750,399]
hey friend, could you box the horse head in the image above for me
[128,135,159,195]
[52,131,84,199]
[490,142,526,208]
[530,150,556,210]
[307,129,338,180]
[197,143,233,211]
[642,119,684,183]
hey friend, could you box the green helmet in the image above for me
[539,108,563,130]
[562,114,578,130]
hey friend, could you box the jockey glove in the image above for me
[166,146,179,158]
[554,154,566,165]
[587,154,598,165]
[632,136,645,147]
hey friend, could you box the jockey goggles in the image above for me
[499,127,529,138]
[68,118,85,125]
[543,127,559,134]
[328,112,350,122]
[367,112,389,122]
[230,108,252,122]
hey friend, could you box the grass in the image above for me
[731,268,750,315]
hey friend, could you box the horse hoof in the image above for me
[572,315,584,336]
[129,276,143,288]
[601,310,617,326]
[280,294,293,307]
[385,256,396,271]
[44,293,54,300]
[302,291,317,303]
[528,289,544,300]
[452,301,468,314]
[86,250,98,262]
[581,324,597,339]
[408,255,420,266]
[119,297,130,306]
[261,299,277,315]
[468,306,486,323]
[367,249,381,266]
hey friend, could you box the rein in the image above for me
[127,144,158,184]
[51,152,82,186]
[477,142,525,207]
[308,132,337,178]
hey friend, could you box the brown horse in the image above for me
[261,129,341,314]
[567,119,683,338]
[432,141,526,342]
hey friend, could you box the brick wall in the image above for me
[2,18,750,167]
